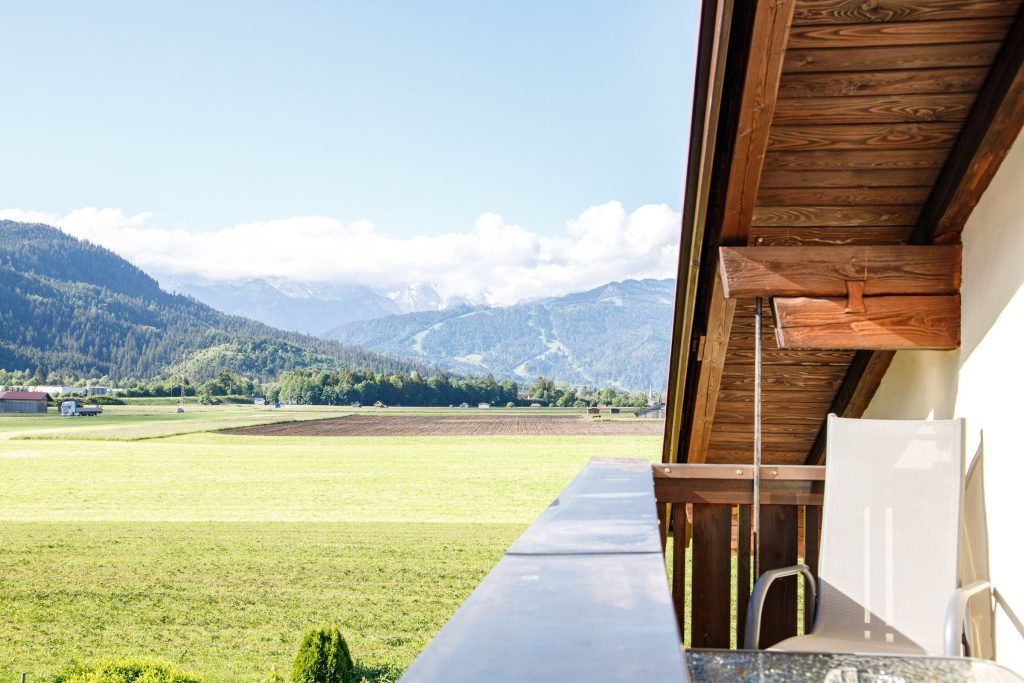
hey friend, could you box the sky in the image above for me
[0,1,699,305]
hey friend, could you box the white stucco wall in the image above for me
[863,131,1024,670]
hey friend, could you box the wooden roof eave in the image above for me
[662,0,737,464]
[664,0,797,464]
[665,0,1024,467]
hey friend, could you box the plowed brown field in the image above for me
[224,414,664,437]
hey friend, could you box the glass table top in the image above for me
[686,649,1024,682]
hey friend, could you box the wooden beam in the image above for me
[784,42,1002,74]
[807,6,1024,464]
[767,122,962,153]
[662,0,735,465]
[686,272,737,464]
[918,8,1024,240]
[777,68,990,99]
[752,206,920,227]
[719,245,961,298]
[786,17,1014,49]
[792,0,1023,25]
[772,295,961,350]
[806,351,894,465]
[720,0,796,244]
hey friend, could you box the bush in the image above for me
[85,395,125,405]
[49,659,202,683]
[292,627,353,683]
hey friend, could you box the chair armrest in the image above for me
[743,564,817,650]
[944,580,992,656]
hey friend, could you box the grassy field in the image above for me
[0,406,663,681]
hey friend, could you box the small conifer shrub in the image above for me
[292,627,353,683]
[49,659,202,683]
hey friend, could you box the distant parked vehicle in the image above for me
[60,400,102,417]
[176,407,185,414]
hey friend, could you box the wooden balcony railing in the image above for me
[400,457,688,683]
[653,464,825,649]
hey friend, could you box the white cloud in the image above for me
[0,202,681,305]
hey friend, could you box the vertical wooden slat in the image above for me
[804,505,822,634]
[736,504,752,647]
[671,504,687,641]
[691,503,733,648]
[757,504,799,648]
[658,502,668,553]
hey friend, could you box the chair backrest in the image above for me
[816,415,965,655]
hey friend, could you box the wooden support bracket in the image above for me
[719,245,961,299]
[772,295,960,350]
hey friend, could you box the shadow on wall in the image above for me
[864,136,1024,422]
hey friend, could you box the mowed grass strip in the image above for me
[5,408,344,442]
[0,424,662,681]
[0,433,659,523]
[0,521,521,682]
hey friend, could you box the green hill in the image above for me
[0,220,433,380]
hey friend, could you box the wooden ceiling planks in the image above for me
[691,0,1023,466]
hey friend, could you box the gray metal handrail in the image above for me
[399,457,689,682]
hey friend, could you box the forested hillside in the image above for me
[328,279,675,390]
[0,221,432,380]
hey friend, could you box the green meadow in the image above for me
[0,407,662,681]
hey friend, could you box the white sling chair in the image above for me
[743,415,1002,656]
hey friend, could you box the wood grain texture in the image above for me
[671,505,687,638]
[737,505,753,646]
[788,17,1013,48]
[691,504,734,648]
[793,0,1022,25]
[758,505,801,647]
[719,0,797,244]
[773,294,961,349]
[777,67,990,98]
[752,206,919,227]
[686,273,737,464]
[760,167,939,187]
[756,186,931,207]
[922,10,1024,237]
[764,148,948,171]
[706,448,816,465]
[784,42,1002,73]
[772,93,976,125]
[727,349,856,365]
[767,122,962,151]
[806,351,896,464]
[748,226,914,246]
[720,245,961,297]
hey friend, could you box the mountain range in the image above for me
[1,220,675,389]
[158,276,458,336]
[326,279,676,390]
[0,221,432,380]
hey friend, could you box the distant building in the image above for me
[478,402,491,409]
[0,391,51,414]
[30,385,84,395]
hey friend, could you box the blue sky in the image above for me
[0,1,698,302]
